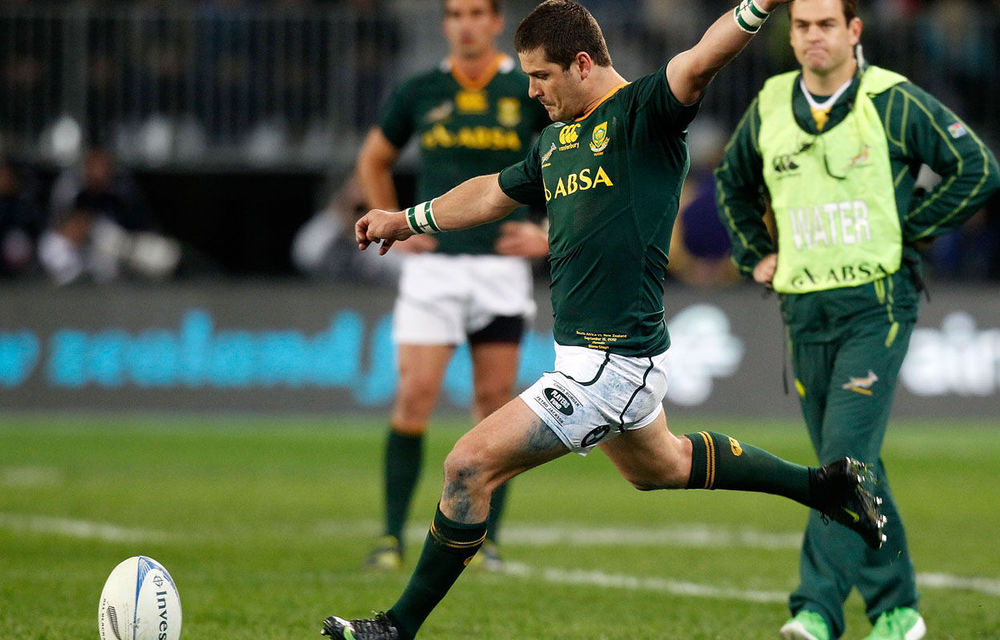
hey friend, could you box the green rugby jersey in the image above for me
[499,65,700,356]
[378,54,549,255]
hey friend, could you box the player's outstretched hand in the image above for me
[355,209,414,255]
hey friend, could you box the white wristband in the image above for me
[404,200,441,235]
[733,0,770,33]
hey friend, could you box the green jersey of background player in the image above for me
[373,21,549,255]
[714,1,1000,639]
[354,0,549,574]
[328,2,886,639]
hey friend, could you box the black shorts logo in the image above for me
[581,425,610,448]
[543,387,574,416]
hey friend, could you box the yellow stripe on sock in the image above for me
[699,431,716,489]
[430,522,487,550]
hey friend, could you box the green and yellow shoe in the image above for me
[863,607,926,640]
[363,535,402,571]
[780,610,830,640]
[468,540,505,572]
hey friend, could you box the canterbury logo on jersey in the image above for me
[559,123,581,145]
[772,140,812,174]
[421,124,522,151]
[772,140,872,177]
[543,166,614,201]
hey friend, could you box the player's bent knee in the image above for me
[442,447,485,486]
[443,442,501,496]
[396,380,442,411]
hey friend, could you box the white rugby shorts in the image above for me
[392,253,536,345]
[520,344,670,455]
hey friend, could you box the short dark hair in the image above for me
[443,0,502,15]
[789,0,859,23]
[514,0,611,69]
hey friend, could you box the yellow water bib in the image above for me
[758,67,906,293]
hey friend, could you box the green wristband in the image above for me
[404,200,441,235]
[734,0,769,33]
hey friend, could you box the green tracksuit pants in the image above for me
[787,315,919,638]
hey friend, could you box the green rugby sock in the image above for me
[384,429,424,544]
[388,505,486,640]
[685,431,812,505]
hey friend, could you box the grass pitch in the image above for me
[1,414,998,639]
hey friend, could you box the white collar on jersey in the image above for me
[799,75,854,112]
[439,54,515,74]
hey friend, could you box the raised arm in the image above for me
[666,0,787,105]
[355,173,521,254]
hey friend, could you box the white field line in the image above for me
[0,512,169,543]
[0,466,62,487]
[4,514,997,599]
[918,573,1000,596]
[312,520,804,550]
[500,561,788,603]
[319,520,1000,599]
[497,523,802,549]
[498,562,1000,602]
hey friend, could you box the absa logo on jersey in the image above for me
[421,124,522,151]
[543,166,614,201]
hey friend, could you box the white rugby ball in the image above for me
[98,556,182,640]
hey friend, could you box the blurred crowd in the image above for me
[1,148,180,284]
[1,0,998,286]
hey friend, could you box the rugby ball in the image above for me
[98,556,182,640]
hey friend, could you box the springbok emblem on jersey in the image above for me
[590,121,610,153]
[497,97,521,127]
[842,369,879,395]
[843,144,871,172]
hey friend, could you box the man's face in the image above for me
[83,151,114,191]
[518,48,583,122]
[442,0,503,59]
[789,0,861,78]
